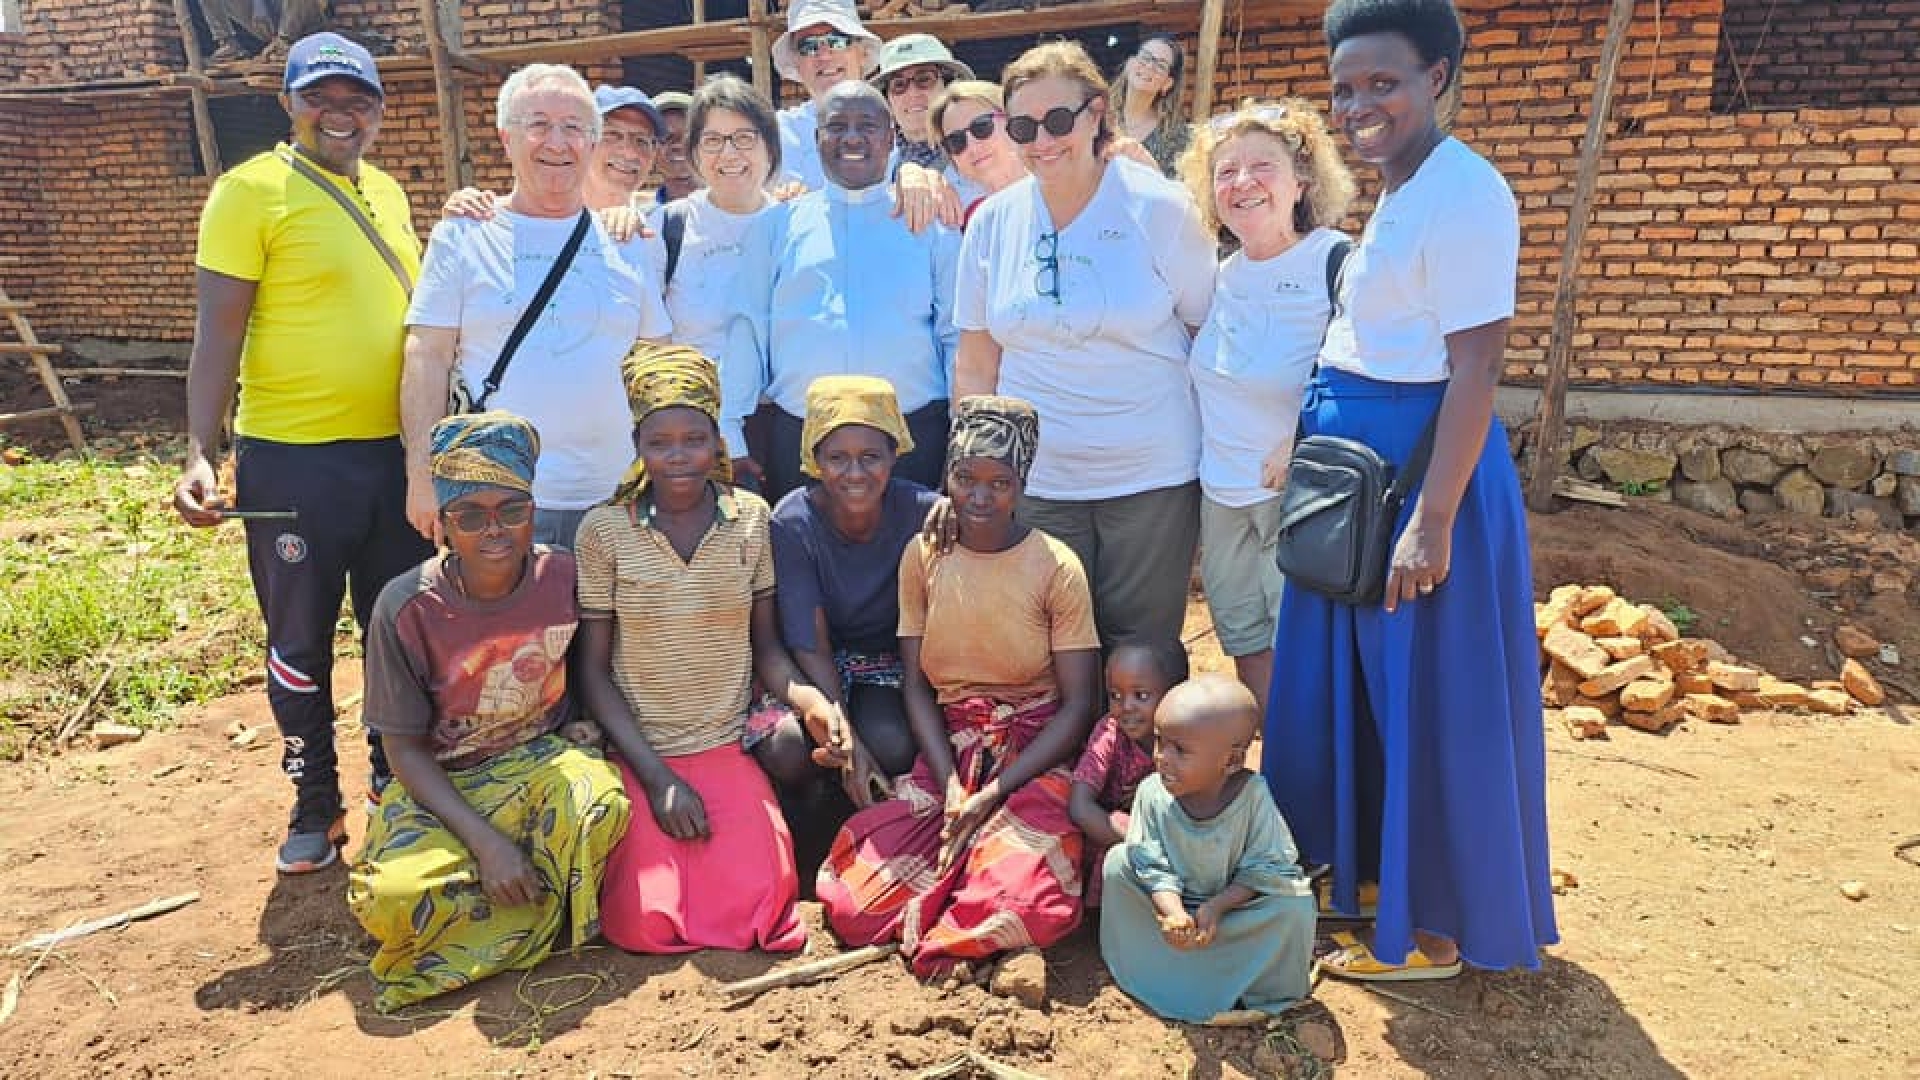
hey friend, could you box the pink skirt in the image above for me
[601,743,805,954]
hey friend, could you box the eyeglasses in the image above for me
[1209,105,1290,136]
[441,499,535,534]
[1132,51,1174,75]
[886,69,947,97]
[940,111,1005,156]
[1005,98,1094,144]
[600,129,659,152]
[795,31,856,58]
[1034,231,1060,304]
[696,129,762,154]
[515,117,593,143]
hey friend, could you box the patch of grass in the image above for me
[1617,478,1665,496]
[0,456,262,755]
[1658,598,1700,635]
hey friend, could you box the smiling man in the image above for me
[174,32,435,876]
[400,64,673,554]
[761,81,960,502]
[586,85,666,211]
[769,0,883,191]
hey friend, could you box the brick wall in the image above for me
[2,0,1918,392]
[2,0,182,83]
[1714,0,1920,111]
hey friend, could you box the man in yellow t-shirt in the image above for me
[173,32,433,875]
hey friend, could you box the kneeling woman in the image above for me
[350,412,631,1013]
[818,396,1101,977]
[575,344,839,954]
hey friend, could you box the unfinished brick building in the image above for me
[0,0,1916,396]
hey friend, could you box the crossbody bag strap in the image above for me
[661,200,689,288]
[1387,406,1442,505]
[277,146,413,295]
[473,208,593,411]
[1323,237,1352,315]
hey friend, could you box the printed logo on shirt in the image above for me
[275,532,308,564]
[1099,228,1125,241]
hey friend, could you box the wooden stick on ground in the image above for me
[714,942,897,1000]
[8,892,200,955]
[54,663,116,744]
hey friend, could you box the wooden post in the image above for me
[1524,0,1637,512]
[1191,0,1227,123]
[168,0,223,177]
[749,0,773,100]
[417,0,473,192]
[692,0,707,85]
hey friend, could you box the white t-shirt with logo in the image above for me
[1190,227,1347,508]
[955,159,1216,500]
[408,210,674,510]
[1320,137,1518,384]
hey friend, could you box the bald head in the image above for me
[816,79,891,190]
[816,78,888,120]
[1158,674,1259,744]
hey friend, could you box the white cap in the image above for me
[771,0,881,83]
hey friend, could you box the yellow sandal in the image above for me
[1322,930,1462,982]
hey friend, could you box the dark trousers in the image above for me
[761,399,951,506]
[236,436,433,829]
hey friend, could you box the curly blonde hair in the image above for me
[1179,97,1356,237]
[1000,41,1113,155]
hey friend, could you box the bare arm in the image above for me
[899,636,955,789]
[1068,781,1125,848]
[383,732,540,905]
[573,618,709,839]
[952,330,1003,401]
[749,593,836,732]
[400,325,460,544]
[173,269,256,526]
[1383,318,1510,613]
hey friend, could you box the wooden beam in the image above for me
[1191,0,1228,124]
[417,0,474,192]
[748,0,772,100]
[467,21,753,69]
[56,368,189,379]
[693,0,708,85]
[1525,0,1637,512]
[0,402,94,426]
[167,0,223,177]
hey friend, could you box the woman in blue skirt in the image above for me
[1262,0,1556,980]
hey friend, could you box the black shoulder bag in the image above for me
[1272,237,1440,605]
[449,208,594,414]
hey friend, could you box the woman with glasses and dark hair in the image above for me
[1112,34,1190,177]
[640,73,788,490]
[1263,0,1556,983]
[351,411,631,1012]
[1177,99,1356,713]
[930,80,1027,228]
[952,40,1216,652]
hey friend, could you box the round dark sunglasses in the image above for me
[940,111,1005,156]
[1004,98,1094,145]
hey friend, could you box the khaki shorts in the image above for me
[1199,495,1283,656]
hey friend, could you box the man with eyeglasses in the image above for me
[762,80,961,502]
[401,63,673,558]
[587,85,667,211]
[648,91,705,206]
[174,32,435,876]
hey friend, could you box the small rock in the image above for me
[1678,444,1723,482]
[1810,444,1880,490]
[1738,489,1781,515]
[1756,677,1812,710]
[1551,869,1580,893]
[1562,706,1609,740]
[1835,625,1881,658]
[1638,605,1680,644]
[1841,659,1885,706]
[1596,636,1644,660]
[1569,424,1603,455]
[1840,881,1869,901]
[1683,693,1740,724]
[1887,448,1920,476]
[1651,639,1707,674]
[1879,644,1901,667]
[90,722,144,748]
[1870,472,1898,498]
[1543,625,1612,680]
[1620,677,1675,713]
[1592,446,1678,488]
[1772,468,1826,516]
[988,949,1047,1010]
[1579,655,1656,698]
[1806,688,1853,716]
[229,725,261,748]
[1897,477,1920,517]
[888,1012,933,1036]
[1673,477,1740,518]
[1721,447,1785,486]
[1706,662,1761,693]
[1010,1012,1053,1053]
[1571,585,1617,617]
[1295,1020,1342,1063]
[1870,570,1911,595]
[1825,490,1903,529]
[971,1015,1017,1055]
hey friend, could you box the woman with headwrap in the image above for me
[574,343,838,954]
[754,375,940,871]
[817,396,1102,984]
[349,411,632,1013]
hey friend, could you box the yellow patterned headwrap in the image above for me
[611,342,735,504]
[429,410,540,507]
[798,375,915,479]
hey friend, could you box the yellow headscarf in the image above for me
[798,375,916,479]
[610,342,735,504]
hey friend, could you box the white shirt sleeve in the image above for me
[953,206,993,333]
[1421,165,1519,335]
[1154,191,1218,329]
[405,219,468,329]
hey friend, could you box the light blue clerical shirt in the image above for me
[767,181,960,418]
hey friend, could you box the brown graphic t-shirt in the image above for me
[363,548,578,769]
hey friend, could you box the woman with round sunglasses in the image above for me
[641,74,789,490]
[1178,100,1356,714]
[952,40,1215,652]
[1111,34,1190,177]
[929,80,1027,228]
[1263,0,1556,983]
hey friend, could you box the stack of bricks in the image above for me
[0,0,183,83]
[1537,584,1882,739]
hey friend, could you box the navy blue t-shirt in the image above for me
[770,478,939,655]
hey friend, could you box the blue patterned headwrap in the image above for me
[429,411,541,507]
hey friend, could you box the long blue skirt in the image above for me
[1262,368,1557,971]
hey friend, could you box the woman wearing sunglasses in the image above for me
[929,81,1027,228]
[952,41,1215,651]
[1111,34,1190,178]
[1263,0,1555,983]
[1178,100,1356,713]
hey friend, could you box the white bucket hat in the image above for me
[771,0,881,83]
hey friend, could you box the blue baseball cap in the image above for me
[284,32,383,97]
[593,85,666,134]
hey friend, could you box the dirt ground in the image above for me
[2,385,1918,1078]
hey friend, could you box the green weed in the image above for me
[1658,599,1700,635]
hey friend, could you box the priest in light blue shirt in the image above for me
[764,80,960,502]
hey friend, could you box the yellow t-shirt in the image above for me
[195,144,421,443]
